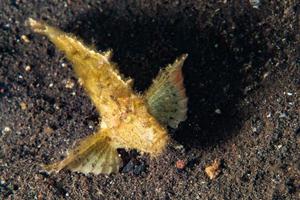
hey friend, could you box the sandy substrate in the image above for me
[0,0,299,199]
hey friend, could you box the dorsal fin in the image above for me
[145,54,188,128]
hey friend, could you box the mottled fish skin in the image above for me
[27,18,187,175]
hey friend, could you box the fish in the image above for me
[27,18,188,175]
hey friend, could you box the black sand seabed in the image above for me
[0,1,299,199]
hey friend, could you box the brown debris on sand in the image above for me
[205,159,222,180]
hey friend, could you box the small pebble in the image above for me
[49,83,54,88]
[263,72,270,79]
[44,126,54,136]
[20,102,27,110]
[21,35,30,43]
[65,79,75,89]
[279,112,287,118]
[176,159,186,170]
[3,127,11,133]
[4,24,10,29]
[215,109,222,114]
[54,103,60,110]
[174,144,184,150]
[25,65,31,71]
[0,87,5,94]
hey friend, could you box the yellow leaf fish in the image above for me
[27,18,188,175]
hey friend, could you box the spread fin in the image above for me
[145,54,188,128]
[43,129,121,175]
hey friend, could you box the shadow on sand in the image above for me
[64,1,272,149]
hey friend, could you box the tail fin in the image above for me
[43,129,121,175]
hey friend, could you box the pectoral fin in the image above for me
[43,129,121,175]
[145,54,188,128]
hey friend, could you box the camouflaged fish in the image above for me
[27,18,188,175]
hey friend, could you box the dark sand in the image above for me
[0,0,299,199]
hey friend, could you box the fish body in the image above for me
[27,18,187,174]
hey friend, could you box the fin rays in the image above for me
[44,130,121,175]
[145,54,188,128]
